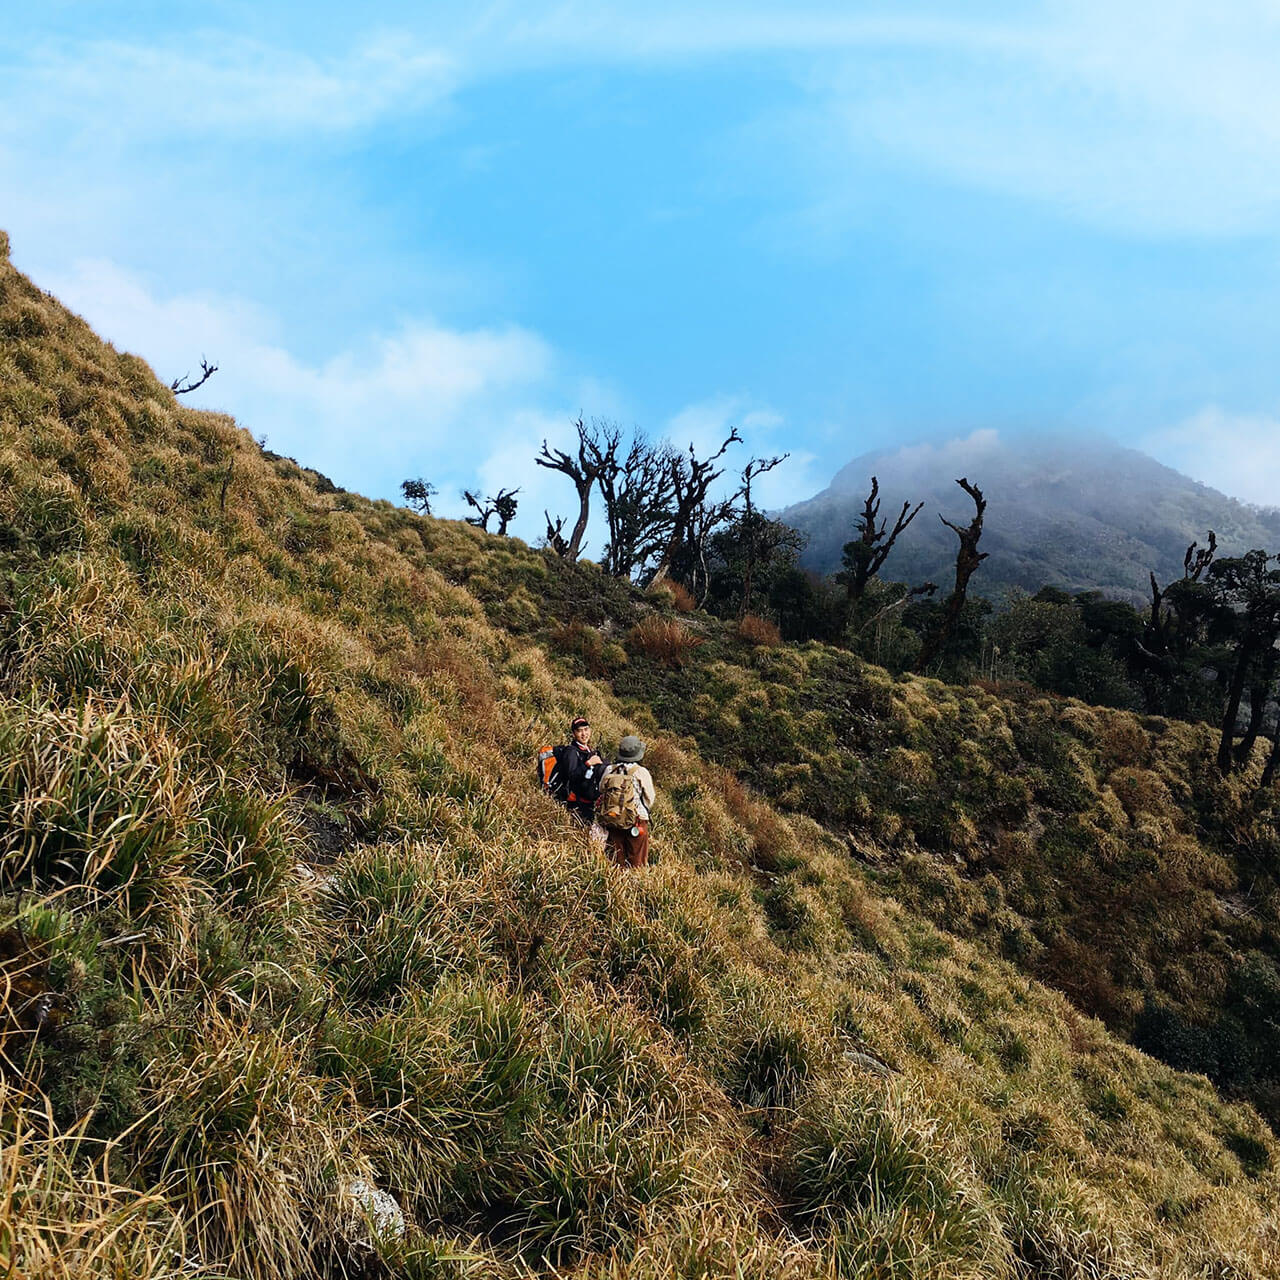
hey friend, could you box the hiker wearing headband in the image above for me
[559,716,606,824]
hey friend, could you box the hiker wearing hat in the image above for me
[595,736,656,869]
[560,716,606,825]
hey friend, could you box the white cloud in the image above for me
[1144,408,1280,508]
[2,9,949,149]
[7,33,454,142]
[1041,0,1280,147]
[458,0,1280,238]
[12,3,1280,252]
[45,258,565,514]
[467,5,984,63]
[887,428,1003,473]
[806,1,1280,237]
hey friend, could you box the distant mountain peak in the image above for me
[784,432,1280,602]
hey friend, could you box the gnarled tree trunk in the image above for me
[915,477,987,673]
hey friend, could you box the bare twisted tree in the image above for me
[536,417,616,559]
[596,428,678,579]
[649,427,742,587]
[915,477,988,672]
[463,487,520,535]
[841,476,924,602]
[737,451,788,616]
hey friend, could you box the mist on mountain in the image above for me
[782,429,1280,602]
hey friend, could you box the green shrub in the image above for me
[728,1022,811,1112]
[323,845,484,1003]
[760,881,817,947]
[0,699,288,914]
[1,474,85,555]
[784,1091,988,1272]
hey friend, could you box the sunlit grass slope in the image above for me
[428,494,1280,1129]
[2,230,1280,1278]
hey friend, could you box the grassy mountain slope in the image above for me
[780,434,1280,603]
[428,509,1280,1127]
[3,233,1280,1279]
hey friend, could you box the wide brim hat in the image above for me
[616,735,646,762]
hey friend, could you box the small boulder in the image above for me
[342,1177,406,1251]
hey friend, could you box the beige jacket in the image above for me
[602,762,655,821]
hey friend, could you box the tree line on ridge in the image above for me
[403,415,1280,789]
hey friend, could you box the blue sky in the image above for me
[4,1,1280,543]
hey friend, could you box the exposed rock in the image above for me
[342,1178,406,1248]
[1220,891,1257,920]
[844,1047,894,1077]
[294,862,338,895]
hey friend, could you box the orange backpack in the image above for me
[537,744,571,800]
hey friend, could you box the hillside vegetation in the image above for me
[3,231,1280,1279]
[434,509,1280,1128]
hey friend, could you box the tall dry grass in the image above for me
[2,235,1280,1278]
[0,1089,195,1279]
[627,616,705,668]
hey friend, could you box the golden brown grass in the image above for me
[737,613,782,647]
[0,1088,195,1279]
[2,235,1280,1278]
[628,615,705,668]
[666,581,697,613]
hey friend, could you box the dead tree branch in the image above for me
[596,428,677,579]
[650,427,742,586]
[171,358,218,396]
[1186,532,1218,582]
[852,580,938,637]
[915,477,988,672]
[1144,530,1217,675]
[543,511,570,557]
[535,417,614,559]
[842,476,924,602]
[738,452,789,615]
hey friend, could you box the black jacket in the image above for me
[558,740,606,805]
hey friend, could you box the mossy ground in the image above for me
[3,236,1280,1277]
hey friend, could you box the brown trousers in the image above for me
[605,821,649,868]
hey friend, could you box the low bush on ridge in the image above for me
[627,615,705,668]
[737,612,782,647]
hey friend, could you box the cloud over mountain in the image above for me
[782,430,1280,602]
